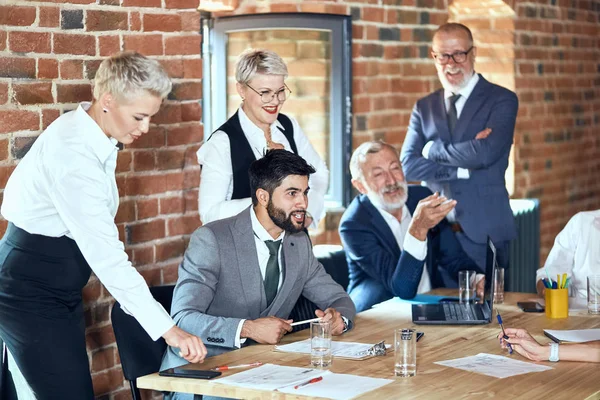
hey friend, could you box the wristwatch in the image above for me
[341,316,349,333]
[549,343,559,362]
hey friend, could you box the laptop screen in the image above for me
[485,237,497,307]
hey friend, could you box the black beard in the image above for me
[267,199,305,234]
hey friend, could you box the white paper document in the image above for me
[544,328,600,343]
[214,364,392,400]
[275,338,390,359]
[435,353,553,379]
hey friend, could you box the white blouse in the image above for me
[197,107,329,228]
[536,210,600,298]
[1,103,174,340]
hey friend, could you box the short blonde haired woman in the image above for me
[0,51,206,399]
[197,48,329,229]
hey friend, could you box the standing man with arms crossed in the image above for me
[401,23,518,272]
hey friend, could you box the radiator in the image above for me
[506,199,540,293]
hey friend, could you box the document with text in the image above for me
[275,338,390,360]
[435,353,553,379]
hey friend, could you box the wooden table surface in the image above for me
[137,292,600,399]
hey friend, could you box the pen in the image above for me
[290,317,322,327]
[496,310,513,355]
[212,362,263,371]
[294,376,323,389]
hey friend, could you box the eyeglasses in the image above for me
[431,47,474,65]
[245,83,292,104]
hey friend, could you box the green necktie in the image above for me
[264,240,282,306]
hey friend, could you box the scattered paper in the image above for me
[435,353,552,379]
[544,329,600,343]
[214,363,393,400]
[275,338,390,359]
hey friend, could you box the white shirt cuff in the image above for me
[422,141,434,159]
[403,232,428,261]
[235,319,247,348]
[457,168,470,179]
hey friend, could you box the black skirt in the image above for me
[0,222,94,399]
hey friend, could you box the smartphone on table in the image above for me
[517,301,545,313]
[159,368,222,379]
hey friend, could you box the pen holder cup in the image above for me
[545,288,568,319]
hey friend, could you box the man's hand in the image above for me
[162,326,207,364]
[408,193,457,241]
[475,128,492,140]
[241,316,292,344]
[315,308,345,336]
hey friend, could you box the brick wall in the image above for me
[1,0,599,399]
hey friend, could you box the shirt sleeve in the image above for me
[48,155,174,341]
[289,116,329,227]
[538,213,580,282]
[403,231,428,261]
[197,131,252,224]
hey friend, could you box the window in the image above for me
[203,13,353,207]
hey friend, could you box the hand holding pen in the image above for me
[497,328,550,362]
[496,310,513,355]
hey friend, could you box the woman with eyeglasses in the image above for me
[197,49,329,228]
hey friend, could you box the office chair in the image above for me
[111,285,174,400]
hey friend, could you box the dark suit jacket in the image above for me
[339,186,481,312]
[400,74,518,244]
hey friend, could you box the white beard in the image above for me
[438,68,474,93]
[366,181,409,213]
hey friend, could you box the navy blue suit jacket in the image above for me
[339,186,481,312]
[400,75,517,244]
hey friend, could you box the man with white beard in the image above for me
[339,141,481,312]
[400,23,518,275]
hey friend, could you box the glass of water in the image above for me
[459,270,476,304]
[587,275,600,315]
[494,267,505,304]
[310,321,332,368]
[394,328,416,377]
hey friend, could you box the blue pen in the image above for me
[496,310,513,355]
[552,281,557,289]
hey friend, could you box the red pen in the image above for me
[212,362,263,371]
[294,376,323,389]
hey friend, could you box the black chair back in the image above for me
[111,285,174,400]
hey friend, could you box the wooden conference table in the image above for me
[137,292,600,399]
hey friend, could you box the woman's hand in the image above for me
[163,326,207,364]
[498,328,550,361]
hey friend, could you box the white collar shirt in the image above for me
[444,72,480,118]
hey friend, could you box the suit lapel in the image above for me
[453,75,488,142]
[232,208,266,319]
[433,90,452,143]
[264,235,300,316]
[359,196,400,257]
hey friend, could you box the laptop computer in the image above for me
[411,237,497,325]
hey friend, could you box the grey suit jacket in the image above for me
[161,207,356,370]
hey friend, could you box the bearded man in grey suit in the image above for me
[161,149,355,399]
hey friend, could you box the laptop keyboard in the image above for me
[443,303,476,321]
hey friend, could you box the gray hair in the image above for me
[350,140,400,180]
[235,48,288,85]
[433,23,474,47]
[93,51,172,102]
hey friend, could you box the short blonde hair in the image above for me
[93,51,172,102]
[235,48,288,85]
[350,140,400,180]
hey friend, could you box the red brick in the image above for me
[132,245,154,265]
[164,35,201,55]
[57,83,93,103]
[0,57,35,79]
[165,0,199,8]
[13,83,54,105]
[40,109,59,130]
[137,198,159,220]
[84,59,102,80]
[184,145,199,167]
[170,82,202,100]
[157,149,185,170]
[9,31,51,53]
[116,150,132,173]
[86,10,128,32]
[123,34,163,56]
[181,102,202,122]
[0,30,6,51]
[122,0,161,7]
[91,347,116,373]
[162,261,180,284]
[91,366,124,396]
[164,171,185,191]
[0,166,16,188]
[182,168,199,190]
[152,104,182,124]
[155,238,186,262]
[127,219,165,243]
[82,278,102,303]
[0,83,7,105]
[167,214,200,236]
[0,110,39,134]
[115,199,135,224]
[127,126,166,149]
[37,58,59,79]
[160,196,184,215]
[129,12,142,31]
[39,6,60,27]
[181,11,201,32]
[183,58,202,79]
[98,35,121,57]
[0,139,9,161]
[160,59,184,79]
[122,174,167,196]
[60,60,84,79]
[184,190,198,213]
[143,13,182,32]
[139,265,163,286]
[0,6,36,26]
[167,125,203,146]
[133,150,156,171]
[54,33,96,55]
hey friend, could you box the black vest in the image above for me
[209,111,298,200]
